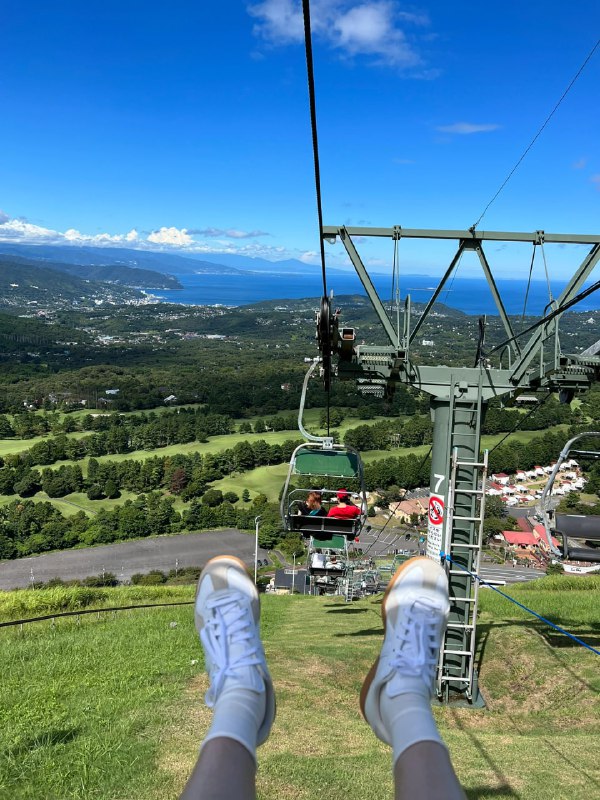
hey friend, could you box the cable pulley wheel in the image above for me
[316,296,335,390]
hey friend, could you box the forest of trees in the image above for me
[0,493,281,561]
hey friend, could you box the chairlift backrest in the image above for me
[293,447,361,479]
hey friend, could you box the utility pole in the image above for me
[254,516,261,585]
[318,224,600,705]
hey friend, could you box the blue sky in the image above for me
[1,1,599,278]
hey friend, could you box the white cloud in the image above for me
[299,250,319,263]
[591,175,600,189]
[436,122,500,135]
[189,227,270,239]
[0,218,146,247]
[0,218,63,243]
[248,0,428,68]
[573,157,587,169]
[147,226,193,246]
[0,210,9,224]
[0,214,337,263]
[248,0,304,44]
[333,3,419,66]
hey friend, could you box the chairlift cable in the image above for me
[362,446,432,556]
[521,244,537,322]
[301,0,328,298]
[487,392,552,456]
[540,241,554,304]
[471,36,600,230]
[490,277,600,355]
[442,249,463,306]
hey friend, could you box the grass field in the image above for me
[0,490,141,517]
[211,463,290,503]
[1,576,598,799]
[0,431,87,458]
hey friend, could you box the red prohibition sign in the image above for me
[428,496,444,526]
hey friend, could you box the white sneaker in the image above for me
[360,557,449,745]
[195,555,276,745]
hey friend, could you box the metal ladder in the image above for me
[436,377,488,703]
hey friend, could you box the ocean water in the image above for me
[150,272,600,317]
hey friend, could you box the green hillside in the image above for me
[0,256,144,308]
[1,577,598,799]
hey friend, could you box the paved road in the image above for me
[357,527,420,557]
[0,530,270,590]
[479,563,545,585]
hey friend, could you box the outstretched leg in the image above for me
[180,556,276,800]
[361,557,466,800]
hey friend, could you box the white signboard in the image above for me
[426,493,445,563]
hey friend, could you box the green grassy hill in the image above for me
[1,576,599,799]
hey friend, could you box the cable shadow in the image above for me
[508,714,600,792]
[475,620,598,694]
[452,712,520,799]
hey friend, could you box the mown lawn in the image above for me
[1,576,598,799]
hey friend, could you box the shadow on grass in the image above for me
[5,726,81,759]
[465,787,519,799]
[325,607,369,614]
[476,619,599,693]
[453,711,520,799]
[506,713,600,793]
[333,626,383,638]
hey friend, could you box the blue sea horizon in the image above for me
[149,272,600,317]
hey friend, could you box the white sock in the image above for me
[203,679,266,763]
[380,680,445,766]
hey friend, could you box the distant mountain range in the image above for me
[186,252,351,275]
[0,242,350,278]
[0,243,240,278]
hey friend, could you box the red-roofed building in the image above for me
[533,524,559,549]
[502,530,538,547]
[516,517,533,533]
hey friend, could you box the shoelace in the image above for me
[200,591,263,707]
[388,598,443,689]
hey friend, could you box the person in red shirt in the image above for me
[327,489,360,519]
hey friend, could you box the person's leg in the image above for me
[180,555,276,800]
[181,739,256,800]
[394,741,465,800]
[361,557,466,800]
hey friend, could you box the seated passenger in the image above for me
[327,489,361,519]
[297,491,327,517]
[311,549,327,569]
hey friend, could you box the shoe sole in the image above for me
[196,555,258,607]
[359,556,436,719]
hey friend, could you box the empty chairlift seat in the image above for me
[554,514,600,562]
